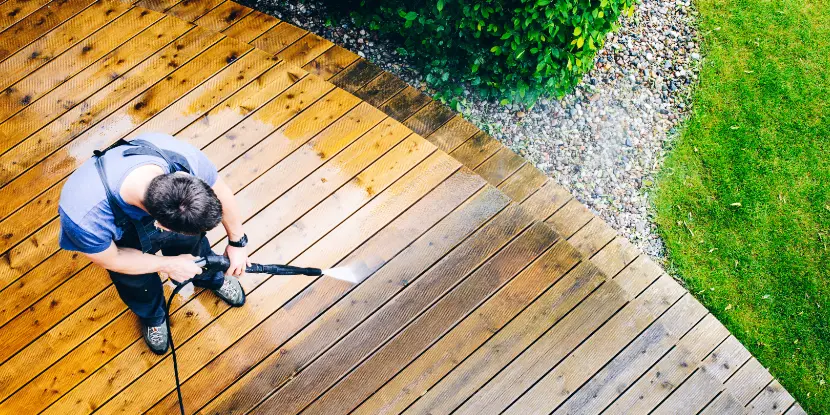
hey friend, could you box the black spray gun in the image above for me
[166,256,364,415]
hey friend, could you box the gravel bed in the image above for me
[238,0,701,260]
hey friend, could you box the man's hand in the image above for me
[160,254,202,283]
[224,245,250,277]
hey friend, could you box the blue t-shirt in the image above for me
[58,133,218,254]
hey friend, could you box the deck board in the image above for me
[0,2,799,414]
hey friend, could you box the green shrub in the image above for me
[325,0,635,103]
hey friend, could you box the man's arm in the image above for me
[85,242,202,282]
[212,177,249,276]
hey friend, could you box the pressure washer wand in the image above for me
[168,256,324,415]
[194,254,323,276]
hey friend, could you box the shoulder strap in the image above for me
[94,157,132,229]
[122,139,193,174]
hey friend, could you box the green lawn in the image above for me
[654,0,829,411]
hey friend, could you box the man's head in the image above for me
[144,173,222,235]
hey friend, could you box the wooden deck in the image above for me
[0,0,804,414]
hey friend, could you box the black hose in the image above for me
[165,255,323,415]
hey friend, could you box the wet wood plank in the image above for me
[250,21,306,55]
[354,71,406,107]
[329,58,382,93]
[404,99,456,137]
[379,85,431,121]
[165,0,222,23]
[0,0,134,93]
[0,0,95,62]
[278,32,333,68]
[192,0,250,32]
[222,10,279,43]
[154,172,498,415]
[303,45,358,81]
[498,162,549,202]
[0,0,54,31]
[475,146,526,186]
[428,114,479,153]
[0,7,164,124]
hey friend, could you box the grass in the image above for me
[654,0,829,411]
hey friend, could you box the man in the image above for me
[58,132,249,354]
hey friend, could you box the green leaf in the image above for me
[577,36,584,48]
[437,0,444,12]
[405,11,418,20]
[573,26,582,36]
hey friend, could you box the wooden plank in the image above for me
[0,218,60,288]
[590,236,640,278]
[3,109,398,414]
[354,71,406,107]
[303,45,358,81]
[358,255,599,415]
[726,358,775,405]
[602,313,731,414]
[0,8,176,156]
[329,58,382,93]
[0,0,95,62]
[519,178,573,221]
[250,21,306,55]
[0,35,246,329]
[475,146,526,187]
[254,222,559,415]
[201,79,346,168]
[133,0,181,12]
[652,335,752,414]
[502,276,688,414]
[0,0,53,31]
[702,392,749,415]
[172,63,304,147]
[498,162,549,202]
[551,294,708,415]
[278,32,333,68]
[203,201,535,414]
[747,380,796,415]
[455,274,676,414]
[165,0,223,23]
[427,114,479,153]
[0,49,277,288]
[568,216,618,257]
[450,131,502,169]
[0,0,133,93]
[379,85,431,121]
[222,10,279,43]
[151,174,502,415]
[0,29,239,219]
[546,198,594,239]
[404,100,456,137]
[0,6,164,124]
[0,37,267,369]
[785,403,808,415]
[192,0,250,32]
[77,148,460,415]
[40,127,428,414]
[207,109,402,244]
[305,227,567,415]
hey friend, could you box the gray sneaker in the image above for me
[143,321,169,355]
[212,275,245,307]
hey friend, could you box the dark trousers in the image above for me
[108,220,224,326]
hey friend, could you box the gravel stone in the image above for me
[238,0,701,261]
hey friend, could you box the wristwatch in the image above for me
[228,233,248,248]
